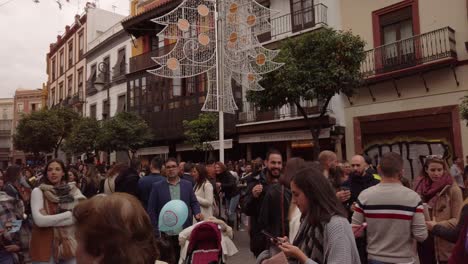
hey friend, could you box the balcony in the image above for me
[361,27,457,83]
[113,63,128,82]
[238,100,319,124]
[257,4,328,43]
[129,44,175,73]
[70,88,84,105]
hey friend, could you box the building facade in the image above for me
[122,0,345,161]
[85,9,131,163]
[342,0,468,181]
[47,13,87,114]
[0,98,14,169]
[12,89,43,165]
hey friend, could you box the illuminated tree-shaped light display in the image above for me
[148,0,283,114]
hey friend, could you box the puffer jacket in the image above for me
[432,183,463,261]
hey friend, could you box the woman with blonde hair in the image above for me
[414,155,463,264]
[73,193,162,264]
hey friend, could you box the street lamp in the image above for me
[94,61,111,165]
[94,62,110,119]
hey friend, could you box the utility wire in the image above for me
[0,0,17,8]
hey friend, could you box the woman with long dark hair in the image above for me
[277,166,360,264]
[414,155,463,264]
[192,164,214,219]
[30,159,86,264]
[215,162,239,227]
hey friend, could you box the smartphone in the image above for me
[261,230,280,244]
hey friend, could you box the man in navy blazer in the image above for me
[147,157,203,238]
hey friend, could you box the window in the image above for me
[78,67,83,95]
[31,103,38,112]
[90,104,97,119]
[129,80,134,108]
[102,99,110,119]
[2,109,7,120]
[372,1,419,72]
[173,78,182,97]
[17,103,24,113]
[117,94,126,113]
[103,56,110,83]
[59,50,64,75]
[51,88,56,105]
[67,75,73,96]
[59,82,64,101]
[51,58,56,80]
[290,0,314,32]
[68,41,73,67]
[78,31,84,59]
[114,48,126,77]
[88,64,97,90]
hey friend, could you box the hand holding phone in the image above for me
[352,222,367,238]
[261,230,280,245]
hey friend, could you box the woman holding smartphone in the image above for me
[277,166,360,264]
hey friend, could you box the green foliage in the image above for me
[183,113,218,152]
[13,107,80,157]
[13,110,58,155]
[97,112,153,158]
[62,117,100,156]
[461,96,468,124]
[247,27,366,112]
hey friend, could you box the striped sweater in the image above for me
[352,183,428,263]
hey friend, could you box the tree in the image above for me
[13,107,80,158]
[247,27,366,159]
[13,110,58,157]
[97,112,153,160]
[183,113,219,161]
[50,107,80,158]
[62,117,101,158]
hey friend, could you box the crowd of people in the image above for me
[0,151,467,264]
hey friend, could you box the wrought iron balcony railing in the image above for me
[361,27,457,77]
[257,4,328,43]
[238,100,318,124]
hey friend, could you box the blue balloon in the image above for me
[158,200,188,235]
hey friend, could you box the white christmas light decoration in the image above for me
[148,0,283,114]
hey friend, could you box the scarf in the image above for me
[414,174,453,208]
[291,215,324,264]
[39,182,86,261]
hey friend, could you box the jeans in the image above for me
[0,251,15,264]
[227,194,240,223]
[32,257,76,264]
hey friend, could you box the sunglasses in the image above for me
[426,154,443,160]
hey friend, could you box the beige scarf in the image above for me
[39,182,86,261]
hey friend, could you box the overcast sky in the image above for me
[0,0,129,98]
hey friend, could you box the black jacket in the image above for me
[343,170,380,208]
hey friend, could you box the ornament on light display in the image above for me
[148,0,283,114]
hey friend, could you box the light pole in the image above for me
[94,61,111,165]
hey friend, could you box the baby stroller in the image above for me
[184,222,223,264]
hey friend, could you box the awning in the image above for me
[239,129,331,144]
[176,139,233,152]
[136,146,169,156]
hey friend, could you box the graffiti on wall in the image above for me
[364,139,451,181]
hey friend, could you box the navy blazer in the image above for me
[147,178,201,236]
[138,173,165,209]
